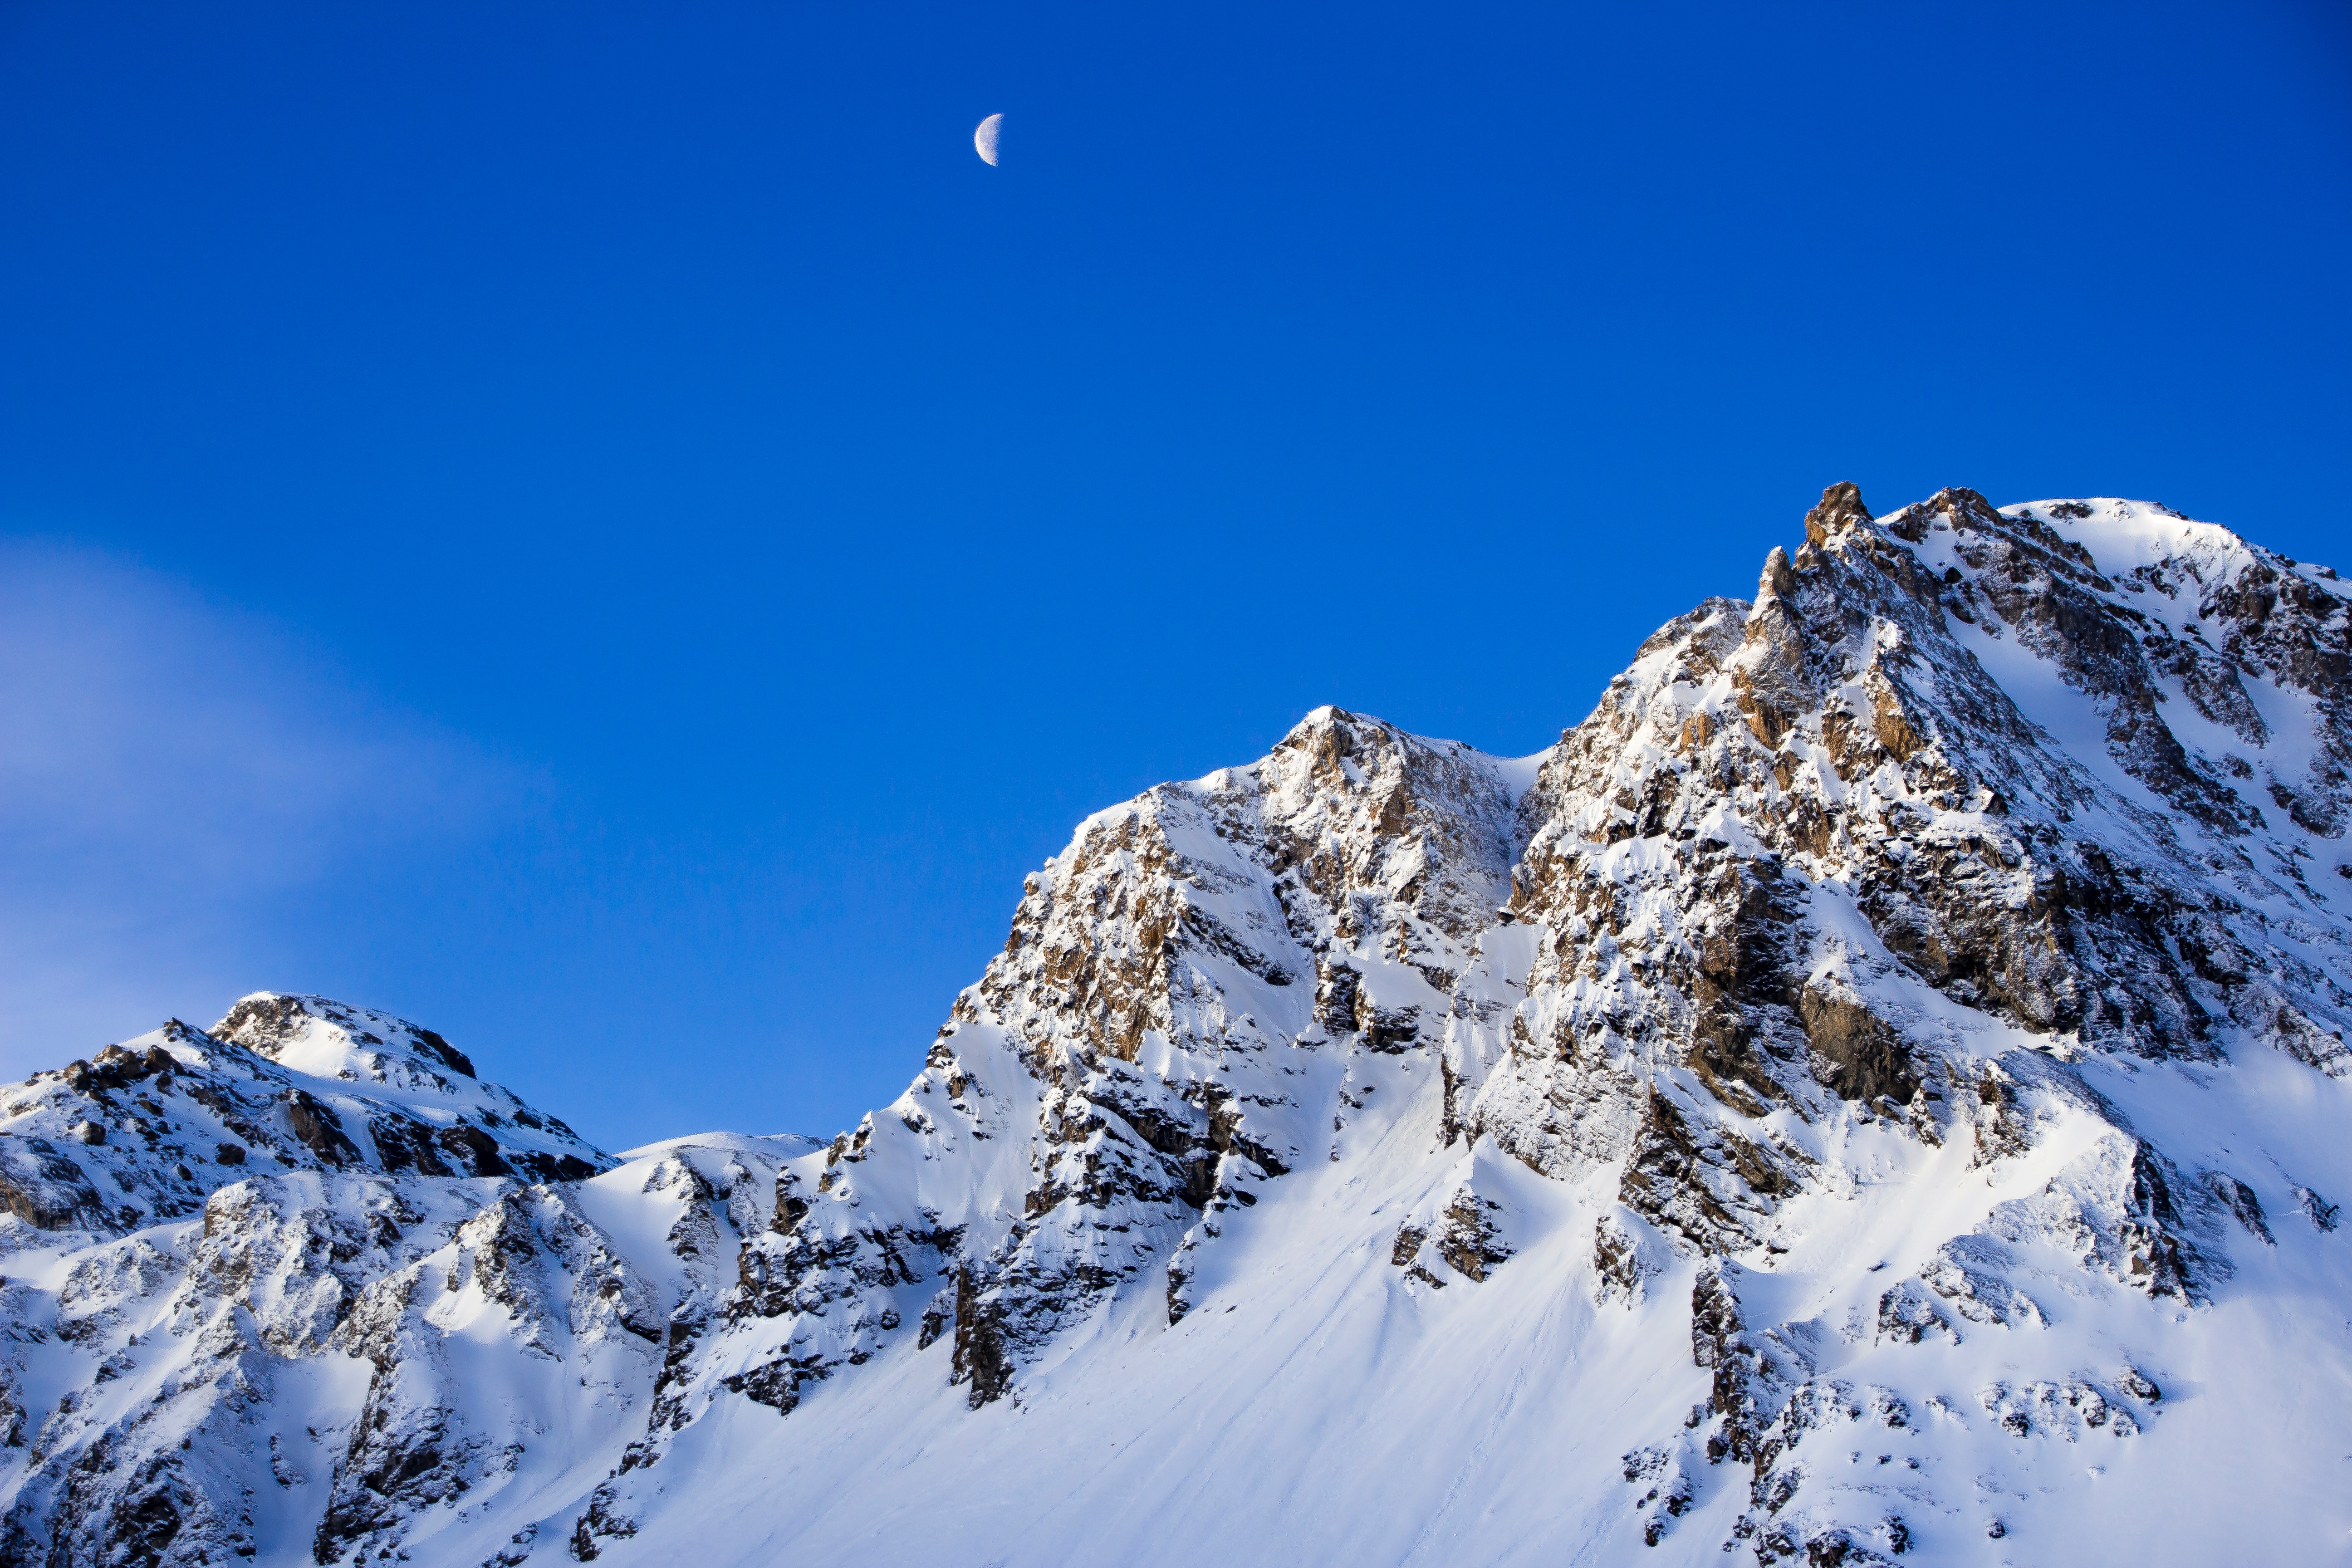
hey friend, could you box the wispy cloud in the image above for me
[0,540,519,1067]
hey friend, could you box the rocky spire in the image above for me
[1801,479,1871,545]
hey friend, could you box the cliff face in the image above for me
[4,488,2349,1567]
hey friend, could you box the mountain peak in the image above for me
[216,990,479,1080]
[1801,478,1872,544]
[6,488,2350,1566]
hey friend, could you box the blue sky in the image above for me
[3,1,2347,1149]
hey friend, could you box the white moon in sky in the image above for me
[974,113,1002,167]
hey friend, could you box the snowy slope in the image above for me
[4,486,2349,1567]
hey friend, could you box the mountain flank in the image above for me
[5,487,2349,1566]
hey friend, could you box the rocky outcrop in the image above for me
[2,489,2348,1565]
[0,998,627,1567]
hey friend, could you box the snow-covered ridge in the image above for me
[1,994,610,1238]
[4,486,2349,1567]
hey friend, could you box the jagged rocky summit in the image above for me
[5,487,2350,1568]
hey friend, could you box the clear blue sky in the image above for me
[3,1,2347,1149]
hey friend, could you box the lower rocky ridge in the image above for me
[2,487,2350,1564]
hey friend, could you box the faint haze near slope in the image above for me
[0,542,1101,1149]
[0,542,514,1067]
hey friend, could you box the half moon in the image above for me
[974,113,1002,167]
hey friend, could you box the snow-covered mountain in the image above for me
[5,486,2350,1567]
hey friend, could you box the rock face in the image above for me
[3,491,2350,1566]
